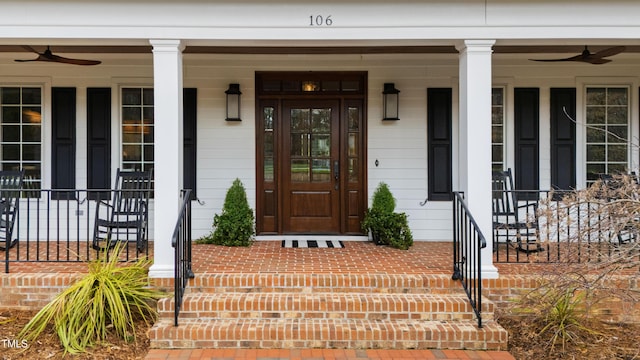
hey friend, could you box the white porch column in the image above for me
[456,40,499,279]
[148,39,184,278]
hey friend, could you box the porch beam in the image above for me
[148,39,185,278]
[456,39,499,279]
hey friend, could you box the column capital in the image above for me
[455,39,496,53]
[149,39,186,52]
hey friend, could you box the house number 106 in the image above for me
[309,15,333,26]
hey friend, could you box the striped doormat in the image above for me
[281,239,344,248]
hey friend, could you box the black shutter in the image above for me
[87,88,111,199]
[514,88,539,199]
[427,88,453,201]
[550,88,576,192]
[183,88,197,200]
[51,87,76,200]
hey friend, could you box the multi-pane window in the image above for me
[121,88,154,173]
[1,87,42,192]
[491,87,505,172]
[585,87,629,185]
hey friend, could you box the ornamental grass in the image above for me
[18,243,164,354]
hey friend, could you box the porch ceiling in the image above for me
[2,44,640,55]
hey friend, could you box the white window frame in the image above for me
[576,78,639,188]
[119,86,154,173]
[491,86,506,172]
[0,85,45,193]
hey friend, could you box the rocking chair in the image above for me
[92,168,151,251]
[492,168,542,253]
[0,170,24,250]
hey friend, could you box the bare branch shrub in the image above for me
[500,174,640,358]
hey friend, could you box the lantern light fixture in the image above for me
[225,83,242,121]
[382,83,400,121]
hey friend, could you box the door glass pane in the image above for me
[290,134,309,157]
[263,106,275,183]
[322,81,340,91]
[264,107,274,130]
[348,107,359,131]
[291,109,310,131]
[312,159,330,182]
[291,159,309,182]
[264,157,274,182]
[311,108,331,132]
[264,132,274,157]
[342,81,359,91]
[348,158,358,182]
[348,133,358,157]
[311,134,330,157]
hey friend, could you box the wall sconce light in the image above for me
[225,83,242,121]
[382,83,400,120]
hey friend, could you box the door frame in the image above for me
[255,71,368,235]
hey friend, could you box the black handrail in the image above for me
[452,191,487,328]
[171,189,194,326]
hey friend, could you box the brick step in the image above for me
[149,318,508,350]
[157,293,494,322]
[186,273,460,294]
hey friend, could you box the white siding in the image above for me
[2,48,640,240]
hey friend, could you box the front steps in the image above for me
[149,273,508,350]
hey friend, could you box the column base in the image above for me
[481,264,500,279]
[148,264,175,278]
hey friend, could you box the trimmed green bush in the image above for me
[198,178,255,246]
[362,182,413,250]
[371,182,396,214]
[19,243,164,354]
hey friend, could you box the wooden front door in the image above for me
[256,71,367,235]
[282,100,340,233]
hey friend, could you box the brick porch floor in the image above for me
[4,240,522,359]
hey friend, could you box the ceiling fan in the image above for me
[15,45,101,66]
[529,45,626,65]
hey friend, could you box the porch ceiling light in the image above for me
[225,83,242,121]
[382,83,400,121]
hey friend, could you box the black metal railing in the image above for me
[452,192,487,328]
[3,189,151,273]
[493,189,640,264]
[171,189,194,326]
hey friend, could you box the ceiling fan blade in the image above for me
[529,58,574,62]
[49,54,101,66]
[20,45,41,54]
[584,57,611,65]
[14,54,52,63]
[14,46,101,65]
[592,46,626,59]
